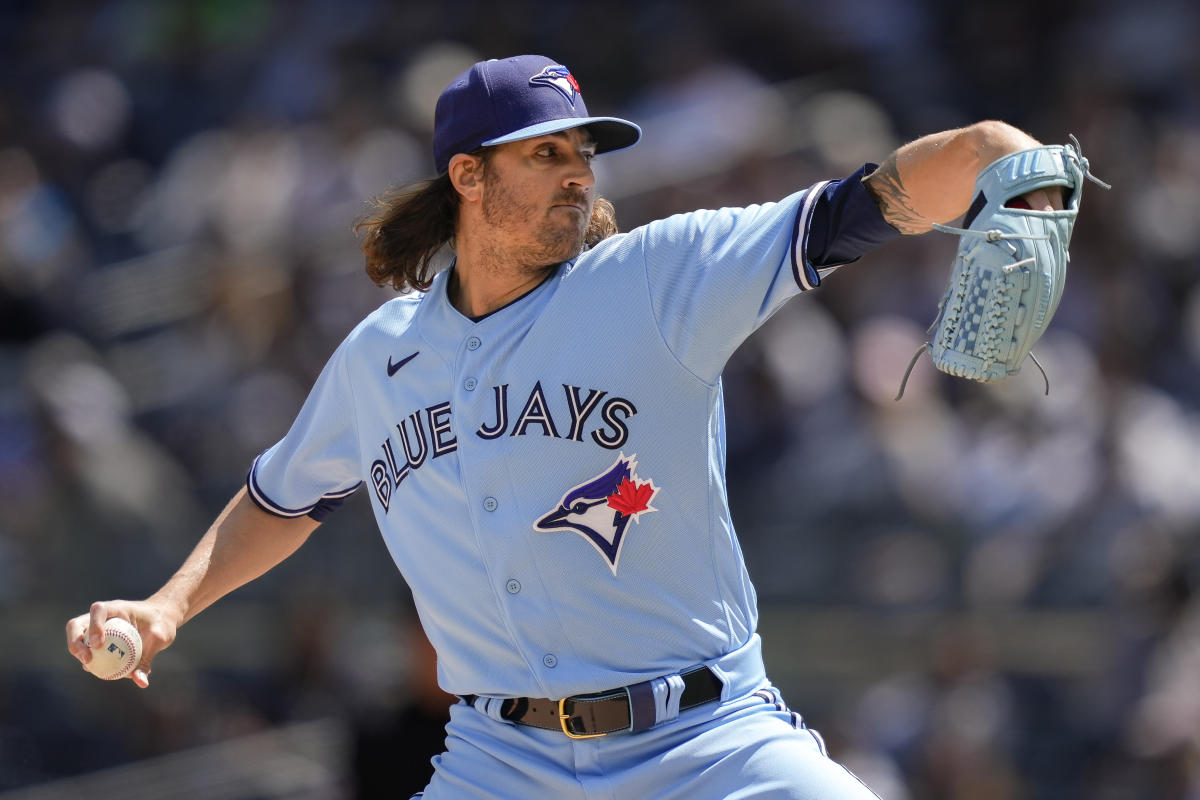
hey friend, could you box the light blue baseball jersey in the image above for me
[249,181,842,700]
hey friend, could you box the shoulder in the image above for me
[359,291,424,329]
[569,191,813,274]
[632,194,812,254]
[644,195,807,240]
[574,208,733,263]
[341,291,426,351]
[576,229,634,263]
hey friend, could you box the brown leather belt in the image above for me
[462,666,723,738]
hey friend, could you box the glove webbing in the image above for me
[894,228,1054,402]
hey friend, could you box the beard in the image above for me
[480,179,590,270]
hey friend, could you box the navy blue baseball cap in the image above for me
[433,55,641,174]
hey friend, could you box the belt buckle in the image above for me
[558,697,606,739]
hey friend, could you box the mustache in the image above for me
[552,191,589,207]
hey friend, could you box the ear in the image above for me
[448,153,485,202]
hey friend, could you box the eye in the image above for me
[571,501,589,514]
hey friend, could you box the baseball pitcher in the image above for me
[67,54,1098,798]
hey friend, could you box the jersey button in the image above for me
[464,377,478,391]
[466,336,481,351]
[506,579,521,595]
[542,654,558,669]
[483,496,498,512]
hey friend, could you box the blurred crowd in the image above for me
[2,0,1199,798]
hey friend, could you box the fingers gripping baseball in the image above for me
[65,600,177,688]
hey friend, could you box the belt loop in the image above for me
[474,696,512,724]
[625,680,658,733]
[653,673,687,725]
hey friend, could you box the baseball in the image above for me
[84,618,142,680]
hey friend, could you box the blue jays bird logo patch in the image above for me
[529,64,581,103]
[535,454,659,574]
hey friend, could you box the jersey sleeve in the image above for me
[246,338,363,519]
[806,163,903,266]
[636,182,834,383]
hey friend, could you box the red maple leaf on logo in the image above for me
[607,478,656,517]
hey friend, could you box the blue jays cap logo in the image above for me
[535,454,659,574]
[529,64,582,103]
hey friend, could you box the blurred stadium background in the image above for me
[2,0,1199,798]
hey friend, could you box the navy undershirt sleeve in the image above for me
[308,495,350,521]
[806,162,903,268]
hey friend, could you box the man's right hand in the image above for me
[65,487,322,689]
[65,599,178,688]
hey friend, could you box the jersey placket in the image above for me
[448,286,580,696]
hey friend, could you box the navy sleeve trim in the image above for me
[806,163,902,268]
[790,180,832,291]
[245,454,361,520]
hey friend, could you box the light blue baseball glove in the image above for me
[896,136,1108,400]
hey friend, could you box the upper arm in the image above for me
[639,192,818,382]
[234,486,323,541]
[218,487,322,577]
[248,337,364,518]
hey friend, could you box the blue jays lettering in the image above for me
[369,380,638,514]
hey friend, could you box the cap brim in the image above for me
[482,116,641,156]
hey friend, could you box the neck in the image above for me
[447,258,558,318]
[449,223,570,318]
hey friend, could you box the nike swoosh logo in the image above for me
[386,351,419,376]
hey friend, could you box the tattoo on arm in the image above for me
[864,154,928,235]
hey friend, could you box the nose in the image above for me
[563,151,595,190]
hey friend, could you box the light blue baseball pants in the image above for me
[412,637,881,799]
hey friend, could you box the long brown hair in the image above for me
[355,149,620,293]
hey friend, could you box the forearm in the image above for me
[68,486,320,686]
[147,487,319,627]
[864,120,1044,234]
